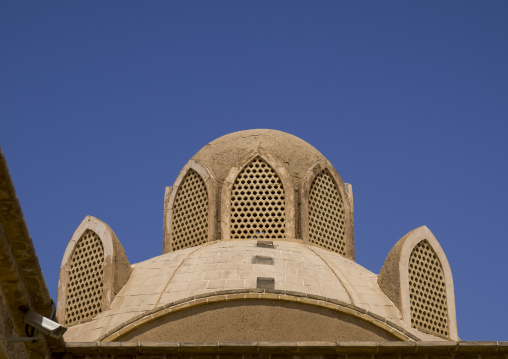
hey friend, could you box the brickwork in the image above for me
[0,148,57,359]
[63,239,407,343]
[0,290,27,359]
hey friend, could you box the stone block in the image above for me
[252,256,274,265]
[225,279,245,289]
[257,240,274,248]
[207,279,226,289]
[257,277,275,289]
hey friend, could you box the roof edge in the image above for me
[60,341,508,356]
[0,147,63,356]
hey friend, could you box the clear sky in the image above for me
[1,1,507,341]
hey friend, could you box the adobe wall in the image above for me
[119,300,400,342]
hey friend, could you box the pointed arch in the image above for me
[64,230,104,325]
[221,149,295,240]
[301,160,354,259]
[57,216,131,326]
[163,159,216,253]
[378,226,458,340]
[408,239,449,337]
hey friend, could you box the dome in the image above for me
[62,239,429,343]
[57,130,458,345]
[191,129,327,184]
[162,129,355,258]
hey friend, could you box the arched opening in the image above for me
[308,169,346,255]
[230,156,286,239]
[408,239,449,337]
[170,169,209,251]
[65,229,104,325]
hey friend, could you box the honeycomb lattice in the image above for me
[231,157,286,239]
[65,230,104,326]
[409,239,449,337]
[170,169,209,251]
[308,169,346,255]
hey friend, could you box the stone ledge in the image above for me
[57,341,508,357]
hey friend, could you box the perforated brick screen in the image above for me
[308,169,346,255]
[230,157,286,239]
[65,230,104,326]
[170,169,209,251]
[409,239,449,337]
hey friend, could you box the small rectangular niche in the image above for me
[257,277,275,289]
[252,256,274,265]
[257,240,274,249]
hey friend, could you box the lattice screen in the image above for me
[308,169,346,255]
[230,157,286,239]
[409,240,449,337]
[65,230,104,326]
[170,169,209,251]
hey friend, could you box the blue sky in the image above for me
[1,1,507,340]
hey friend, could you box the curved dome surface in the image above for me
[63,240,405,342]
[163,129,355,257]
[191,129,327,182]
[58,129,456,344]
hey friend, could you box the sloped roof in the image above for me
[0,148,63,357]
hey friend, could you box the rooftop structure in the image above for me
[57,129,456,342]
[1,130,506,358]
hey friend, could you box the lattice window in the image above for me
[170,169,209,251]
[231,157,285,239]
[409,240,449,337]
[65,230,104,326]
[308,169,346,255]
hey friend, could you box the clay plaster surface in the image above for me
[192,129,326,184]
[119,300,401,342]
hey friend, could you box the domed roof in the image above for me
[57,130,458,345]
[62,239,441,343]
[192,129,327,183]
